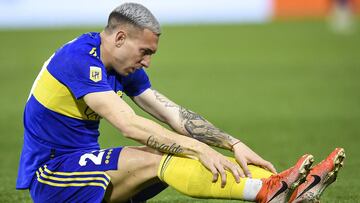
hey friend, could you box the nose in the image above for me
[140,55,151,68]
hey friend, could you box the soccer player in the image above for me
[16,3,345,203]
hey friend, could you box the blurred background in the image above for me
[0,0,359,202]
[1,0,360,30]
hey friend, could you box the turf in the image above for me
[0,20,359,202]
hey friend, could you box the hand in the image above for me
[232,141,277,178]
[197,145,243,188]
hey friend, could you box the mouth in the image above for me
[129,68,136,73]
[127,66,142,74]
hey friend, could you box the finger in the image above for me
[234,156,247,178]
[215,163,227,188]
[236,163,246,178]
[264,161,277,174]
[238,159,252,178]
[215,163,226,188]
[225,162,240,183]
[235,164,245,180]
[210,167,219,183]
[253,159,277,174]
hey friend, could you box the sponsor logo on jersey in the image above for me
[116,90,123,97]
[84,106,100,120]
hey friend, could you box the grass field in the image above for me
[0,20,359,202]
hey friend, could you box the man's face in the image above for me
[110,28,159,76]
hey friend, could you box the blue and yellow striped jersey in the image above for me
[16,32,151,189]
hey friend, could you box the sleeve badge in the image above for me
[89,66,102,82]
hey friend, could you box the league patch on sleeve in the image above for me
[89,66,102,82]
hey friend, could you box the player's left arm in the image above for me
[133,88,277,176]
[133,88,236,149]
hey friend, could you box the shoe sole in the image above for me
[314,148,346,200]
[290,155,314,189]
[323,148,346,184]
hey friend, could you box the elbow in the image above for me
[121,125,136,139]
[162,115,174,125]
[116,114,140,139]
[165,117,183,133]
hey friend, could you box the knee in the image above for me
[104,147,164,202]
[119,146,163,175]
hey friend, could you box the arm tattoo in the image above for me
[146,135,184,154]
[179,107,234,149]
[151,89,236,150]
[153,90,177,108]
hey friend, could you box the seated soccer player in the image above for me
[16,3,346,203]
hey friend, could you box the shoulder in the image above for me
[62,32,102,62]
[45,33,110,96]
[48,32,105,75]
[72,32,101,56]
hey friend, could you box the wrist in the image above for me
[230,140,242,151]
[195,142,211,156]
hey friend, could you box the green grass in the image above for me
[0,20,359,202]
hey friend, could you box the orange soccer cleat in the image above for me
[289,148,346,203]
[256,154,314,203]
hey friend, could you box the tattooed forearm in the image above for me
[180,107,236,149]
[146,135,184,154]
[151,89,237,150]
[153,90,177,108]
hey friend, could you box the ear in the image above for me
[114,30,127,48]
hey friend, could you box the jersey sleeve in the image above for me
[122,68,151,97]
[47,52,112,99]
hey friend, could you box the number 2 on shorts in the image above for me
[79,151,105,166]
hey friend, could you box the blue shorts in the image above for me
[30,147,122,203]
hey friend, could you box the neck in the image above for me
[99,31,112,71]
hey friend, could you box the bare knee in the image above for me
[118,146,162,175]
[104,146,163,202]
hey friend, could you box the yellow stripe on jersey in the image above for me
[32,68,99,121]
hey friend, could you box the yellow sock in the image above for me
[157,154,273,200]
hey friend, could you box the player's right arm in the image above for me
[84,90,242,187]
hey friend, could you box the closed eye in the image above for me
[141,48,155,56]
